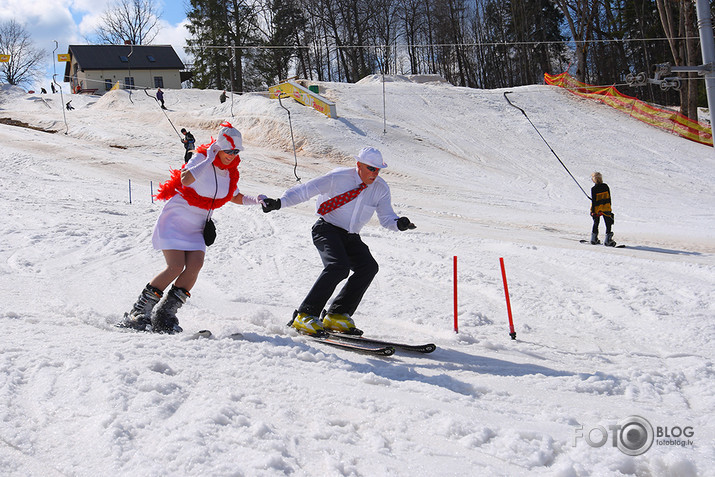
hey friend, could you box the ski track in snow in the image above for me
[0,79,713,476]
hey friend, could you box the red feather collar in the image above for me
[154,153,240,210]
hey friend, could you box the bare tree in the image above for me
[0,19,46,87]
[554,0,601,82]
[656,0,699,120]
[94,0,162,45]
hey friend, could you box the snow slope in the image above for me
[0,78,713,476]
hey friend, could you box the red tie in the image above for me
[317,182,367,215]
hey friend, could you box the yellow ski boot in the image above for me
[322,313,362,335]
[291,312,325,335]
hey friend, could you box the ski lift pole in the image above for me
[278,94,301,181]
[52,41,69,135]
[382,73,387,134]
[695,0,715,146]
[504,92,591,200]
[127,44,134,104]
[229,46,236,118]
[144,88,182,139]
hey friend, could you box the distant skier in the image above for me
[220,90,227,103]
[65,100,74,110]
[261,147,416,336]
[181,128,196,163]
[590,172,616,246]
[118,122,267,334]
[156,88,166,109]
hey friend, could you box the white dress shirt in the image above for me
[280,166,400,233]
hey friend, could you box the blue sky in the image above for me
[0,0,192,89]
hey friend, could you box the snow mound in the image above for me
[356,74,448,85]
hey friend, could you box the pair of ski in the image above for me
[146,329,433,356]
[117,318,434,356]
[308,331,436,356]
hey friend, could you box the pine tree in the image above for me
[254,0,306,87]
[186,0,261,92]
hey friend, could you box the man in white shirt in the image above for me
[262,147,415,335]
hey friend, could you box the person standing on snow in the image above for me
[156,88,166,109]
[118,122,266,334]
[220,90,227,103]
[261,147,416,336]
[181,128,196,163]
[590,171,616,246]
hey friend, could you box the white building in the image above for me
[63,44,189,94]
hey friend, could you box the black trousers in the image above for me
[592,214,613,234]
[298,219,378,317]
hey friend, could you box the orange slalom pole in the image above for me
[499,257,516,340]
[453,256,458,333]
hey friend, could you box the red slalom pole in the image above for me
[453,256,458,333]
[499,257,516,340]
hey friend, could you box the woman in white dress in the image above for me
[119,122,265,333]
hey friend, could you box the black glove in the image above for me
[262,198,281,213]
[396,217,416,231]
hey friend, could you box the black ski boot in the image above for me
[117,283,163,331]
[151,285,189,334]
[590,232,600,245]
[604,232,616,247]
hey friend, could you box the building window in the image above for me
[154,77,164,88]
[105,79,112,91]
[124,77,135,90]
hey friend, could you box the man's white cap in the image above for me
[215,121,244,151]
[355,147,387,168]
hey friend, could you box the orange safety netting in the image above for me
[544,72,713,147]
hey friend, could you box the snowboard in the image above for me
[580,239,626,248]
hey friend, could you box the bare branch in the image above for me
[0,19,46,87]
[94,0,162,45]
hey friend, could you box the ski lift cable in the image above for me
[143,88,182,139]
[52,40,69,135]
[278,94,301,182]
[504,91,591,200]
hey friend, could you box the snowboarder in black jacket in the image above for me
[590,172,615,246]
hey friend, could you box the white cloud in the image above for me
[76,12,106,39]
[1,0,191,89]
[1,1,79,49]
[154,19,192,64]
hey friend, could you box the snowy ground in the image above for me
[0,77,713,476]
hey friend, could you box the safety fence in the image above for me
[544,72,712,147]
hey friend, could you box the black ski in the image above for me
[289,311,394,356]
[326,332,436,354]
[185,329,212,340]
[115,322,212,339]
[580,239,626,248]
[311,335,395,356]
